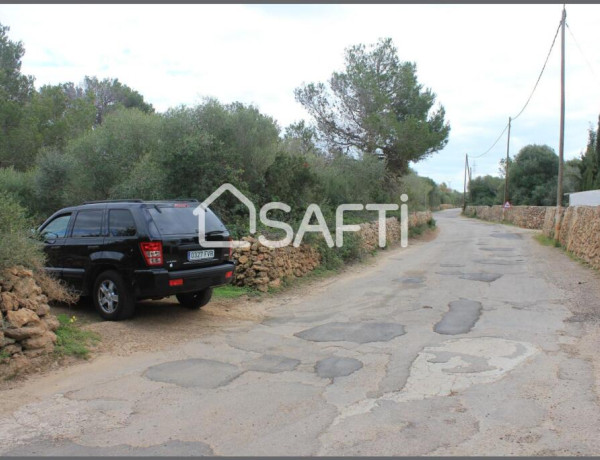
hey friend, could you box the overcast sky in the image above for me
[2,4,600,190]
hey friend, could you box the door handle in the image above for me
[88,245,100,250]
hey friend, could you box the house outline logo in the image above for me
[193,183,255,249]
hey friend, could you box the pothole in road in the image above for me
[395,277,424,284]
[435,271,503,282]
[295,322,406,344]
[491,232,522,240]
[474,258,523,265]
[144,359,242,388]
[434,299,482,335]
[333,337,539,425]
[459,273,503,282]
[479,247,515,252]
[315,357,363,378]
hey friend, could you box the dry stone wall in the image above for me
[232,212,432,290]
[553,206,600,270]
[463,205,546,229]
[465,204,600,271]
[1,266,60,376]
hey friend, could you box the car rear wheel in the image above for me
[93,270,135,320]
[176,288,213,310]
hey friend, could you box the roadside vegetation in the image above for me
[468,122,600,207]
[0,23,452,290]
[53,314,100,359]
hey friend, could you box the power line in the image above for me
[471,123,509,159]
[511,19,562,122]
[566,22,600,90]
[472,17,562,160]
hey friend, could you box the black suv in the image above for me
[37,200,235,320]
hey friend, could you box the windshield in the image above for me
[146,204,227,236]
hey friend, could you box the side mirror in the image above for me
[43,232,59,244]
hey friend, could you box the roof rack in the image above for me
[82,199,200,205]
[83,199,144,204]
[146,199,199,203]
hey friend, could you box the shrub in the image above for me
[0,192,45,271]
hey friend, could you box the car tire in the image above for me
[93,270,136,321]
[176,288,213,310]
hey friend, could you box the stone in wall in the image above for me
[0,266,61,377]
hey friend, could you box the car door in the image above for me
[103,208,140,272]
[62,208,105,292]
[39,213,74,278]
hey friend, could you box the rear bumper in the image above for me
[133,262,235,299]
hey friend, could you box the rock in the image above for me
[42,315,60,332]
[4,324,47,341]
[6,308,40,328]
[0,292,19,312]
[238,255,249,264]
[13,276,42,297]
[13,266,34,278]
[8,353,30,372]
[257,284,269,292]
[268,279,281,289]
[2,344,22,355]
[1,336,16,346]
[35,303,51,317]
[24,347,52,358]
[22,332,55,350]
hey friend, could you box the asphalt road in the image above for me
[1,208,599,456]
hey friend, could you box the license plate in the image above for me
[187,249,215,261]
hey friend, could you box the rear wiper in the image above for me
[203,230,226,236]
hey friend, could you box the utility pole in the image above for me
[503,117,512,204]
[555,4,566,241]
[462,154,468,211]
[468,165,473,202]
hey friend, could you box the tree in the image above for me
[0,23,37,169]
[294,38,449,176]
[508,144,558,206]
[30,84,96,151]
[577,117,600,191]
[282,120,323,157]
[468,175,503,206]
[82,76,154,125]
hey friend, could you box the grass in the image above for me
[0,349,9,360]
[533,233,597,271]
[54,314,100,359]
[213,285,258,299]
[408,217,437,237]
[534,233,561,248]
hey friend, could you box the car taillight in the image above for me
[140,241,163,266]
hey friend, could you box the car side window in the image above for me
[108,209,137,237]
[71,210,103,238]
[41,214,72,239]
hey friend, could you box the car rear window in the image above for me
[146,204,226,236]
[108,209,137,237]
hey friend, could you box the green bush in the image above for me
[0,192,45,271]
[0,167,36,211]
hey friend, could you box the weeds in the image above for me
[213,285,258,300]
[534,234,561,248]
[54,314,100,359]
